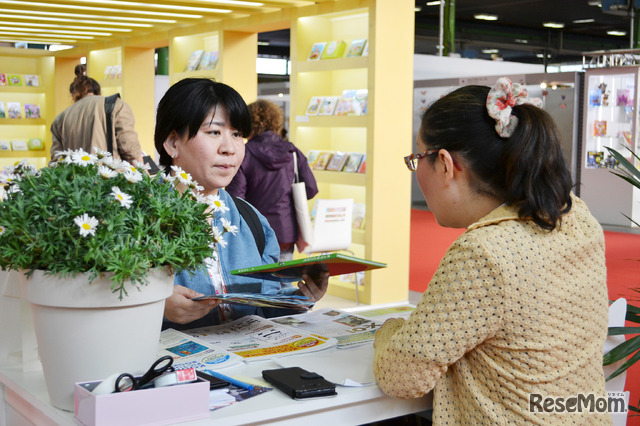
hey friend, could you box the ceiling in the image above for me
[0,0,636,67]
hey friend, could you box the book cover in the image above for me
[335,90,356,116]
[319,96,338,115]
[587,151,603,167]
[352,203,366,230]
[108,65,120,79]
[11,140,27,151]
[230,253,386,282]
[206,51,219,70]
[352,89,368,115]
[307,42,326,60]
[589,89,601,107]
[616,88,633,107]
[621,130,632,145]
[313,151,332,170]
[305,96,323,115]
[594,120,607,137]
[192,293,314,310]
[0,101,5,118]
[28,138,44,150]
[357,154,366,173]
[321,40,347,59]
[343,152,364,173]
[114,64,122,79]
[345,39,367,57]
[361,40,369,56]
[0,140,11,151]
[196,51,211,70]
[0,73,6,85]
[25,74,39,87]
[24,104,40,119]
[306,150,321,169]
[103,65,113,80]
[7,102,21,119]
[184,50,205,71]
[7,74,22,86]
[325,151,348,171]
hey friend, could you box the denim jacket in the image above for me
[162,189,298,330]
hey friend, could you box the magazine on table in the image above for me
[191,293,314,310]
[158,328,244,371]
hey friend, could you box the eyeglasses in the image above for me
[404,149,438,172]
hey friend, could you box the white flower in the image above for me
[123,170,143,183]
[212,226,227,248]
[92,147,111,159]
[71,151,98,166]
[0,173,18,185]
[7,185,21,195]
[208,195,229,213]
[0,225,5,235]
[134,160,151,171]
[73,214,99,237]
[170,165,193,186]
[97,165,118,179]
[221,217,238,235]
[111,186,133,209]
[99,156,117,169]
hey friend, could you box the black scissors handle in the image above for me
[114,356,174,392]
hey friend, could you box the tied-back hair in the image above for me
[154,78,252,168]
[420,85,572,231]
[70,64,101,101]
[248,99,283,139]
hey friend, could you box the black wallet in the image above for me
[262,367,337,399]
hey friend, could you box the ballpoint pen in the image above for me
[204,369,254,391]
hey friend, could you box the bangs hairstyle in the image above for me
[154,78,251,167]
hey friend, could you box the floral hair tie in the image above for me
[486,77,542,138]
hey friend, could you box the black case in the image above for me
[262,367,337,399]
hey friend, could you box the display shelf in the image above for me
[169,31,220,84]
[290,1,414,305]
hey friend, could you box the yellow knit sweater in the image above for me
[374,195,611,425]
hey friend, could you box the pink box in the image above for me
[74,378,210,426]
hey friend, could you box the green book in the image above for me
[231,253,386,282]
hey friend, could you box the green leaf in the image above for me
[603,335,640,365]
[605,348,640,381]
[608,327,640,336]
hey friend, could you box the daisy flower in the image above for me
[92,147,111,159]
[212,226,227,248]
[0,225,5,236]
[207,195,230,213]
[170,165,193,186]
[134,160,151,171]
[97,165,118,179]
[221,217,238,235]
[73,214,99,237]
[71,151,98,166]
[123,170,143,183]
[111,186,133,209]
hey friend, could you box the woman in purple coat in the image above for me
[226,99,318,262]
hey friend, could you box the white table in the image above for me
[0,347,432,426]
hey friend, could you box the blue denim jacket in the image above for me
[162,189,298,330]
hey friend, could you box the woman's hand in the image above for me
[295,271,330,303]
[163,285,220,324]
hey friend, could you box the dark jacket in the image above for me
[226,131,318,244]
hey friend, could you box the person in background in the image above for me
[50,64,143,164]
[155,78,328,330]
[226,99,318,261]
[373,77,610,424]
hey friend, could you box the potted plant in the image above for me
[601,146,640,416]
[0,148,231,410]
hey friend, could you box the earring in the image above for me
[171,153,176,159]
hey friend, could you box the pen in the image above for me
[204,369,254,391]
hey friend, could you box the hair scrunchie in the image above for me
[486,77,542,138]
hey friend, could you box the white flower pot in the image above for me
[20,268,174,411]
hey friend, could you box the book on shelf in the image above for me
[345,39,368,57]
[108,65,121,79]
[230,253,386,282]
[321,40,347,59]
[325,151,348,171]
[305,96,323,115]
[0,140,10,151]
[0,74,6,86]
[28,138,44,150]
[103,65,112,80]
[334,89,368,116]
[6,102,21,119]
[357,154,366,173]
[307,42,327,60]
[594,120,607,137]
[25,74,39,87]
[0,101,5,118]
[313,151,332,170]
[362,40,369,56]
[319,96,338,115]
[10,140,27,151]
[352,202,366,230]
[24,104,40,119]
[7,74,22,86]
[184,50,205,71]
[114,65,122,79]
[197,51,218,70]
[306,150,321,169]
[343,152,364,173]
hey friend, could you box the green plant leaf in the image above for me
[603,335,640,365]
[608,326,640,335]
[605,348,640,381]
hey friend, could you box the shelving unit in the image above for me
[290,1,414,305]
[0,48,55,168]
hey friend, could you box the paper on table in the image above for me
[159,328,244,370]
[276,344,375,386]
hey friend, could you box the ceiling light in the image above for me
[474,14,498,21]
[190,0,263,5]
[573,18,595,24]
[48,45,75,51]
[73,0,232,14]
[588,0,602,6]
[0,12,154,26]
[0,1,203,19]
[426,1,441,6]
[0,20,131,32]
[543,22,565,29]
[0,26,111,36]
[257,41,269,46]
[608,30,627,36]
[514,39,529,44]
[0,36,78,43]
[0,30,92,39]
[540,82,547,89]
[0,8,172,24]
[415,7,422,12]
[482,49,499,54]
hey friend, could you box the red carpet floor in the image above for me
[409,208,640,423]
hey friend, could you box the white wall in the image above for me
[414,54,544,80]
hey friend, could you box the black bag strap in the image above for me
[231,195,265,257]
[105,93,121,154]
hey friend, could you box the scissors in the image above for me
[114,355,175,392]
